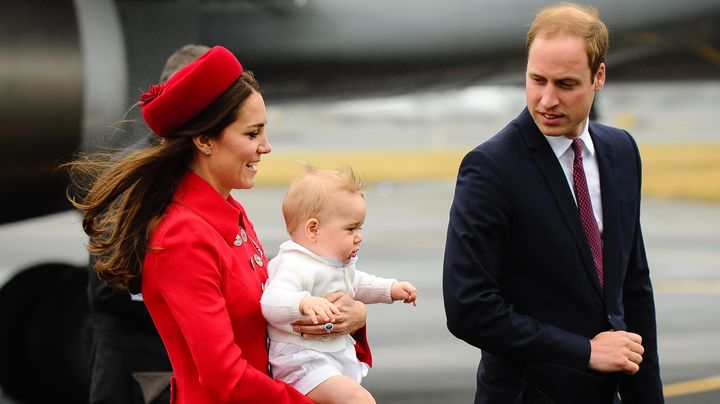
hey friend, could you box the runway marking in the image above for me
[694,40,720,65]
[653,280,720,294]
[640,144,720,202]
[257,144,720,202]
[664,374,720,397]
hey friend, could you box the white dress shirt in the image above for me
[543,119,603,233]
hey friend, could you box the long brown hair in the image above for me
[66,71,260,291]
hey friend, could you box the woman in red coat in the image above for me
[67,46,366,403]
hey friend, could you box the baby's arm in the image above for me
[299,295,340,324]
[352,270,418,306]
[261,269,309,330]
[352,270,396,304]
[391,281,418,306]
[263,257,341,328]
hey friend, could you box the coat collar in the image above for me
[173,171,246,247]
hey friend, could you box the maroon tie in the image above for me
[571,139,604,288]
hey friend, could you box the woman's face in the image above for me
[198,91,271,196]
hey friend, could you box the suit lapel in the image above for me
[589,124,621,302]
[517,109,604,302]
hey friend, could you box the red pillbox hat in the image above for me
[140,46,243,137]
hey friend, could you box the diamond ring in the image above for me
[324,323,334,333]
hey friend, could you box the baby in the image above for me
[261,166,417,404]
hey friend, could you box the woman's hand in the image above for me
[292,292,366,339]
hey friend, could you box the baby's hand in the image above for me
[391,281,418,306]
[299,295,340,324]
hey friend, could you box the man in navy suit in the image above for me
[443,4,664,403]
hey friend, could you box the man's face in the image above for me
[526,35,605,138]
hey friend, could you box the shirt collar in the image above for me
[279,240,356,268]
[544,118,595,158]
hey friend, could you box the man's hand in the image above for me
[292,292,366,339]
[589,330,644,374]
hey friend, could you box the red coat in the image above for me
[143,172,310,403]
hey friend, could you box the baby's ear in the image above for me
[305,218,320,241]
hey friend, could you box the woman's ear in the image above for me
[304,218,319,242]
[192,135,213,156]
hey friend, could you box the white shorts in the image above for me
[268,341,369,395]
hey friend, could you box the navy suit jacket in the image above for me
[443,108,663,403]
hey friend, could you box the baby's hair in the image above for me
[282,164,365,235]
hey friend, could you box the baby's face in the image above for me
[314,191,366,264]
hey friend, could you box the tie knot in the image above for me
[571,138,583,157]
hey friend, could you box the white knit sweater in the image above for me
[261,240,396,353]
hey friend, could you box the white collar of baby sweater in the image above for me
[279,240,358,268]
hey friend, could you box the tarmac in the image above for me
[1,81,719,403]
[241,182,720,403]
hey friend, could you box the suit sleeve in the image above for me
[617,134,665,403]
[148,220,310,403]
[443,148,590,370]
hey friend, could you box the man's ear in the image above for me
[305,218,319,242]
[593,63,606,92]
